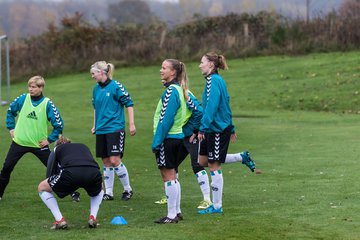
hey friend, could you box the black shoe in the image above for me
[121,190,133,201]
[154,216,178,224]
[71,192,80,202]
[102,194,114,201]
[176,213,183,221]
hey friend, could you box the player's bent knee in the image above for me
[38,179,51,192]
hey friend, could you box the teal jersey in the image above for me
[92,79,133,134]
[200,73,234,133]
[182,91,203,137]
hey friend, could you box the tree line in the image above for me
[2,0,359,81]
[0,0,344,39]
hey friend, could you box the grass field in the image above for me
[0,51,359,239]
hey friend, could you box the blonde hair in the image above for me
[90,61,115,79]
[28,76,45,88]
[204,52,229,72]
[165,59,189,100]
[55,135,71,147]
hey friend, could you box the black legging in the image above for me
[0,141,50,197]
[177,136,205,174]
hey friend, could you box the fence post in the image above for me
[244,23,249,39]
[159,29,167,48]
[6,36,10,103]
[0,35,11,106]
[243,23,249,46]
[0,37,2,105]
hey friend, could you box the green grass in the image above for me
[0,51,360,239]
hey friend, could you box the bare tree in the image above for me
[337,0,360,45]
[108,0,157,25]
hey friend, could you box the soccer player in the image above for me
[197,52,234,214]
[0,76,76,200]
[152,59,188,224]
[90,61,136,201]
[38,136,103,229]
[155,91,256,209]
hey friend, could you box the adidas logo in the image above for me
[27,111,38,120]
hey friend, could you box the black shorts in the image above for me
[48,167,102,198]
[199,125,232,164]
[96,131,125,158]
[155,138,183,169]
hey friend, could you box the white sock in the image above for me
[165,180,177,219]
[114,163,132,192]
[196,170,211,202]
[103,167,114,196]
[176,180,181,214]
[224,153,242,164]
[210,170,223,209]
[90,190,104,218]
[39,191,63,221]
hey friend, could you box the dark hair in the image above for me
[204,52,229,72]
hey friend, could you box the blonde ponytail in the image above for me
[90,61,115,79]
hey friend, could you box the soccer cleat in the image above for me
[197,200,212,209]
[50,217,68,230]
[102,194,114,201]
[71,191,80,202]
[154,216,178,224]
[88,215,98,228]
[121,190,133,201]
[176,213,183,221]
[154,196,167,204]
[240,151,256,172]
[198,205,223,214]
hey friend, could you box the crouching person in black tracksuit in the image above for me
[38,135,104,229]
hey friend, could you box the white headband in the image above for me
[91,67,102,72]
